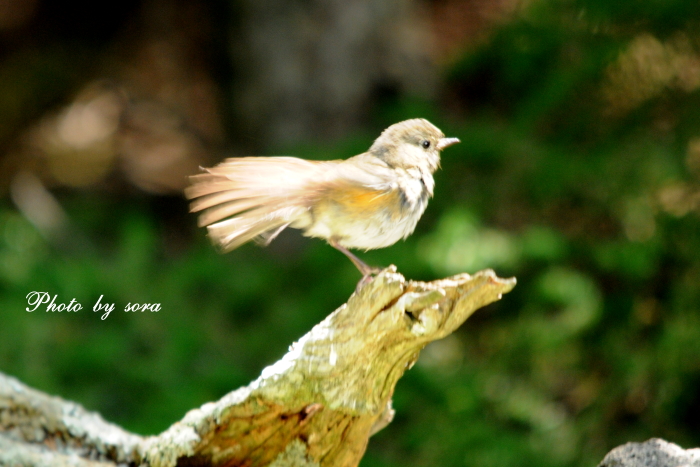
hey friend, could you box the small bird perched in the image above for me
[186,119,459,276]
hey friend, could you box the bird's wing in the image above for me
[315,154,399,213]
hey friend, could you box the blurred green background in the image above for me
[2,0,700,465]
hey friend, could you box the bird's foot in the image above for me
[354,263,386,292]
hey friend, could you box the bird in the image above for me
[185,118,460,276]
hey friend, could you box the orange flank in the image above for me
[328,184,395,216]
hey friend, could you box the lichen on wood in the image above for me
[1,267,516,467]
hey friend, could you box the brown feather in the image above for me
[196,199,263,227]
[186,157,331,251]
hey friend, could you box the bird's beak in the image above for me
[437,137,460,150]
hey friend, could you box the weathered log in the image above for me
[1,267,516,467]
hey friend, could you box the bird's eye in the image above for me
[421,140,431,149]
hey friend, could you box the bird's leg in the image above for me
[329,239,382,277]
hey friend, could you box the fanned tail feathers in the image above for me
[185,157,325,252]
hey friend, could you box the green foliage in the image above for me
[2,0,700,465]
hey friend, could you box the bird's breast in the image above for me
[302,172,431,250]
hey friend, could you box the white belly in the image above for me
[302,175,431,250]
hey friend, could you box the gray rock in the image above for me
[599,438,700,467]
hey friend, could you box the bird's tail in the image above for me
[185,157,327,252]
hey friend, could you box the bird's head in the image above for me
[369,118,460,173]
